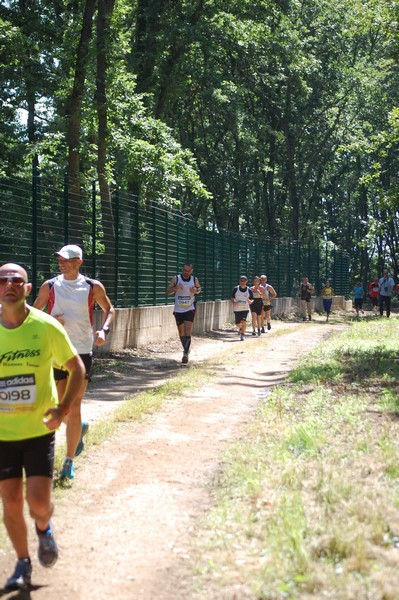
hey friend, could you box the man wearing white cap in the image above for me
[33,244,114,479]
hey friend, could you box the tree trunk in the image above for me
[96,0,116,294]
[283,82,299,240]
[66,0,97,243]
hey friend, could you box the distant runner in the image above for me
[321,280,334,322]
[250,276,265,336]
[378,268,395,318]
[166,263,202,364]
[231,276,254,341]
[260,274,277,331]
[368,276,379,315]
[353,279,364,317]
[299,277,314,321]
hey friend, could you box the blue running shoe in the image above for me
[5,558,32,590]
[75,421,89,457]
[60,457,75,479]
[36,523,58,568]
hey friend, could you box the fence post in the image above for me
[63,173,69,244]
[165,212,169,304]
[91,181,96,277]
[203,226,207,302]
[213,222,216,300]
[135,197,139,307]
[325,241,328,281]
[152,203,156,305]
[245,235,248,276]
[114,187,119,306]
[31,163,39,298]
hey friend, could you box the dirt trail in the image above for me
[0,320,346,599]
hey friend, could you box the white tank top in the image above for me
[233,286,251,311]
[48,274,94,353]
[174,274,196,313]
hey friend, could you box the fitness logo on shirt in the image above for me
[0,349,40,366]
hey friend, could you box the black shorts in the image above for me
[263,304,272,312]
[54,353,92,381]
[234,310,249,324]
[174,310,195,326]
[0,432,55,480]
[371,297,378,307]
[354,298,363,309]
[251,299,264,316]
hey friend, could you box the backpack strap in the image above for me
[47,276,57,290]
[84,277,95,288]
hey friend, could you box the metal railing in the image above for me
[0,171,351,305]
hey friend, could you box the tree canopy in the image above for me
[1,0,399,279]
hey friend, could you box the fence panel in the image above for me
[0,174,351,306]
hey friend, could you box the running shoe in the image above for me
[267,323,271,330]
[261,327,265,333]
[240,333,245,341]
[36,523,58,568]
[60,457,75,479]
[182,353,189,364]
[257,329,261,336]
[308,314,312,321]
[252,330,256,336]
[5,558,32,590]
[75,421,89,457]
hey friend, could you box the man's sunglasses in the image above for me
[0,276,27,286]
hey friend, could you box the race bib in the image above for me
[0,374,36,413]
[237,301,247,310]
[177,295,191,309]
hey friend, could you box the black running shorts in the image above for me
[174,310,195,326]
[234,310,249,324]
[0,433,55,480]
[54,353,92,381]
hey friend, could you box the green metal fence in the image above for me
[0,172,351,305]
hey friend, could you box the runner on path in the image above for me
[353,279,365,317]
[33,245,114,479]
[231,276,254,341]
[250,276,265,336]
[0,263,84,590]
[321,280,334,322]
[299,277,314,321]
[260,274,277,331]
[368,276,379,315]
[166,263,202,364]
[378,268,395,318]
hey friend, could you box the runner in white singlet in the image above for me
[33,244,114,479]
[166,263,201,364]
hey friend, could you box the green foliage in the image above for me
[1,0,399,275]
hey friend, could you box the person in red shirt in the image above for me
[368,276,379,315]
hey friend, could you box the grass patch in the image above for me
[191,319,399,599]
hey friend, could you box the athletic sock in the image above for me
[182,336,191,354]
[36,524,51,535]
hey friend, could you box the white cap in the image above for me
[55,245,83,259]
